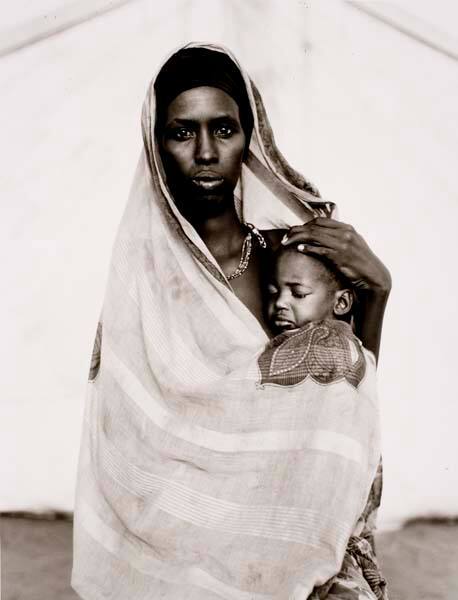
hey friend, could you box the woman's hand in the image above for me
[282,218,392,293]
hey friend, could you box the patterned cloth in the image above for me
[259,323,388,599]
[310,462,388,600]
[72,43,385,600]
[258,320,367,389]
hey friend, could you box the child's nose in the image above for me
[275,291,289,310]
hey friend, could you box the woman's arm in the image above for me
[282,217,391,362]
[352,287,390,362]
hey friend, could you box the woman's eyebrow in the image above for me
[167,118,196,126]
[167,115,240,127]
[210,115,240,127]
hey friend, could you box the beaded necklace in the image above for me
[226,223,267,281]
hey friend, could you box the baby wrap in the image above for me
[72,43,381,600]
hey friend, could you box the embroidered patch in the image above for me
[258,320,366,388]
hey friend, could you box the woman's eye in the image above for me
[292,291,309,299]
[214,125,234,138]
[169,128,194,141]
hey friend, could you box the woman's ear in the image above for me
[333,289,353,316]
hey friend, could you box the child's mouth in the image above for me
[273,316,296,330]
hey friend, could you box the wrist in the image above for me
[356,280,391,308]
[358,286,391,304]
[369,281,391,298]
[367,265,392,296]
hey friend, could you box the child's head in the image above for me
[267,247,353,334]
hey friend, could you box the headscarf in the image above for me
[72,43,379,600]
[154,47,254,145]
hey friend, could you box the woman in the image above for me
[72,43,390,599]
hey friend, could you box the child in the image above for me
[267,245,354,335]
[259,244,367,389]
[258,245,386,599]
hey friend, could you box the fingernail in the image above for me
[281,234,289,245]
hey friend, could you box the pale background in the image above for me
[2,0,457,530]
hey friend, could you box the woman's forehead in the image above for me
[165,86,241,123]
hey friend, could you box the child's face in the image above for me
[267,252,342,334]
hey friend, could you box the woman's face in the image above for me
[159,86,246,222]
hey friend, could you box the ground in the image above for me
[1,517,457,600]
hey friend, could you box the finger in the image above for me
[282,219,354,245]
[284,228,348,250]
[295,243,338,260]
[311,217,353,230]
[287,218,350,232]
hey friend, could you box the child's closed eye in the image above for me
[267,284,278,296]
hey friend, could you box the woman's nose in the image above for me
[195,129,218,164]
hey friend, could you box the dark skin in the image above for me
[159,86,391,358]
[159,86,269,332]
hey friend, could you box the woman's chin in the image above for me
[179,193,234,221]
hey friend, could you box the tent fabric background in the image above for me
[1,0,458,530]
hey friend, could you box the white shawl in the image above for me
[72,42,380,600]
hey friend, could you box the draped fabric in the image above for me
[72,42,384,600]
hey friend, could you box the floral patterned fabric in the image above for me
[258,320,366,388]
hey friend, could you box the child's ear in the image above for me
[333,289,353,316]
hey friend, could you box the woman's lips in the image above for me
[191,173,224,191]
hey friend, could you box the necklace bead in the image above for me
[227,233,252,280]
[225,223,266,281]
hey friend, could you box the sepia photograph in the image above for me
[1,1,458,599]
